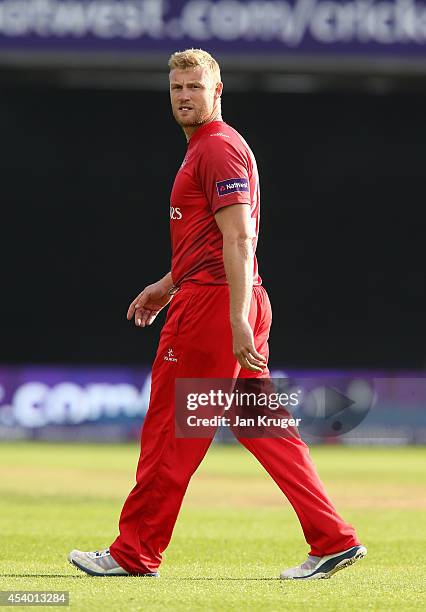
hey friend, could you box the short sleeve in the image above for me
[197,138,251,214]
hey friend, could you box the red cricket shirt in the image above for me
[170,120,261,286]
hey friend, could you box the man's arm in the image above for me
[127,271,174,327]
[214,204,266,373]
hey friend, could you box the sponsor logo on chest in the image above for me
[164,347,178,362]
[170,206,183,220]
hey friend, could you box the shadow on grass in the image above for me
[0,574,280,581]
[166,578,281,581]
[0,574,87,579]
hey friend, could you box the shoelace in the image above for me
[94,549,110,558]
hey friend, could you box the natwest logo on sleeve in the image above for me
[216,177,249,197]
[170,206,183,220]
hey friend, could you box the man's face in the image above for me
[169,66,222,128]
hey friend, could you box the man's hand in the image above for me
[232,317,267,373]
[127,277,173,328]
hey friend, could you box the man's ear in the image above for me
[216,82,224,98]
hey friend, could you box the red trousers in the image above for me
[109,283,359,574]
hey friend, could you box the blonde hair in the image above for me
[168,48,221,83]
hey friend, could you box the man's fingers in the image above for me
[234,348,266,372]
[127,305,135,320]
[249,347,266,362]
[134,307,161,327]
[235,344,266,363]
[246,353,267,367]
[146,312,158,326]
[135,308,151,327]
[127,299,139,320]
[244,355,265,372]
[242,347,267,367]
[238,354,263,372]
[127,292,146,320]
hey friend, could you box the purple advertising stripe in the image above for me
[0,365,152,431]
[0,0,426,57]
[1,367,425,443]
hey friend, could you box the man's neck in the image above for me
[183,113,223,142]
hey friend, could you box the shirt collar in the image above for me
[187,120,225,147]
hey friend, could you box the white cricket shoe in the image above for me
[67,548,159,577]
[280,545,367,580]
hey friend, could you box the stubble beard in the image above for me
[173,104,216,128]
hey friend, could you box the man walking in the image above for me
[68,49,366,580]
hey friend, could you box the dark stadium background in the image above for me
[1,83,425,369]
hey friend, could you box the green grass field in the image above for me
[0,443,425,611]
